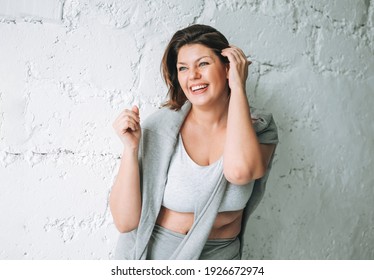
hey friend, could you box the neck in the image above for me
[189,96,229,130]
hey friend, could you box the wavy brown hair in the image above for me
[161,24,230,110]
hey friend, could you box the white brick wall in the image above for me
[0,0,373,259]
[0,0,63,21]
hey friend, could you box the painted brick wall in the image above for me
[0,0,373,259]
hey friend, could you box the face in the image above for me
[176,44,229,108]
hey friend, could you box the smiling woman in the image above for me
[110,24,279,260]
[176,44,229,109]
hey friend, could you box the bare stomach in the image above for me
[156,206,243,239]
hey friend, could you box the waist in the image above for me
[148,224,240,260]
[156,206,243,239]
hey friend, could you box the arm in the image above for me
[221,46,275,185]
[109,106,142,233]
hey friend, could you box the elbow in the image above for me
[110,203,140,233]
[109,193,141,234]
[224,164,266,185]
[114,220,139,233]
[111,206,140,233]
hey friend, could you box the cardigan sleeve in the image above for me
[238,109,279,258]
[251,109,279,145]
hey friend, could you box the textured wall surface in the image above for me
[0,0,373,260]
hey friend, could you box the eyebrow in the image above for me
[177,55,213,65]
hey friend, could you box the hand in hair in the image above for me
[221,46,251,92]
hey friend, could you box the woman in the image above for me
[110,24,278,260]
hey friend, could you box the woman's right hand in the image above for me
[112,105,141,150]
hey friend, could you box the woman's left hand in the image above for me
[221,46,251,92]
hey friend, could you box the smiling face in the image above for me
[176,44,229,108]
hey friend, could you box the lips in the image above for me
[190,84,208,92]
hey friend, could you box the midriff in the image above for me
[156,206,243,239]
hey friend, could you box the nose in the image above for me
[189,67,200,80]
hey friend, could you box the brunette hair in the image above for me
[161,24,230,110]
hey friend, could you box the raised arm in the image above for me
[110,106,142,233]
[221,46,275,185]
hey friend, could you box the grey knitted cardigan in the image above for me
[115,101,278,260]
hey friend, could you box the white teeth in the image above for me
[191,84,208,91]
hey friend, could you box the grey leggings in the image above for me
[146,224,240,260]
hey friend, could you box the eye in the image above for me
[199,61,209,67]
[178,66,187,72]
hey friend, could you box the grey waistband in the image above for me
[147,225,240,260]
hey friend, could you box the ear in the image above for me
[225,63,230,79]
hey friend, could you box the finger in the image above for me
[132,105,139,115]
[113,109,140,132]
[121,119,138,133]
[228,46,250,65]
[221,49,239,63]
[116,115,140,131]
[232,48,248,64]
[115,115,137,129]
[222,47,247,65]
[135,121,141,131]
[122,117,139,128]
[229,45,247,58]
[232,50,250,68]
[120,109,140,122]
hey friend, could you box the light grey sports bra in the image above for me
[162,134,254,213]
